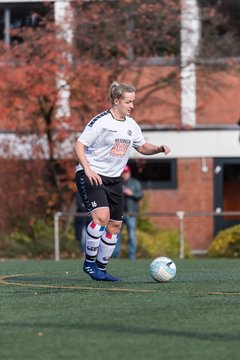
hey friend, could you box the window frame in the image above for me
[128,158,177,190]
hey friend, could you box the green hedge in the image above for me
[0,214,192,259]
[0,218,81,259]
[208,224,240,257]
[120,215,191,259]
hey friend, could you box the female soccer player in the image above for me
[74,81,170,281]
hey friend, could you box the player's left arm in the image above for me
[136,143,171,156]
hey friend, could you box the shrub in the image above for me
[0,212,192,259]
[208,224,240,257]
[0,217,81,259]
[120,215,191,259]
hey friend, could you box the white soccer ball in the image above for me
[150,256,176,283]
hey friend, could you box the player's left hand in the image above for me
[159,145,171,155]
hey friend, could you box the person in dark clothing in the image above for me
[74,193,89,253]
[114,165,143,259]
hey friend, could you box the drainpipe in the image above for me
[4,6,11,45]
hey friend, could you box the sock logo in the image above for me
[103,256,110,261]
[87,246,98,251]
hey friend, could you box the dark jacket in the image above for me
[123,178,143,214]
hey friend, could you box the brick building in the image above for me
[0,0,240,254]
[125,64,240,253]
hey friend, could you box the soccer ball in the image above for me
[150,256,176,283]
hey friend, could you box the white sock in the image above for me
[96,231,118,268]
[85,222,105,262]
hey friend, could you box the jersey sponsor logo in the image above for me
[88,110,109,128]
[127,130,132,136]
[110,138,131,157]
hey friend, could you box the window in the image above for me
[0,2,54,44]
[199,0,240,58]
[73,0,180,62]
[223,163,240,220]
[128,159,177,189]
[214,158,240,234]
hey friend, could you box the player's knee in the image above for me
[92,214,109,226]
[106,221,122,235]
[91,209,110,226]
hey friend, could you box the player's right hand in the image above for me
[85,168,102,186]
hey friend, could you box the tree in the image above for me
[0,16,110,231]
[72,0,181,109]
[199,0,240,58]
[0,0,181,233]
[0,0,239,234]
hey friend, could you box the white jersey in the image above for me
[76,109,145,177]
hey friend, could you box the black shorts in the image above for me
[75,171,123,222]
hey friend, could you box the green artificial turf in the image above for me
[1,258,240,360]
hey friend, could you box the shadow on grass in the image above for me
[0,321,239,343]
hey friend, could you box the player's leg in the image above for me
[82,207,111,280]
[95,179,123,281]
[92,220,122,282]
[76,171,110,280]
[97,220,121,265]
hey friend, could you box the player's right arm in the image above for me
[74,141,102,186]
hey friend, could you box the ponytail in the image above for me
[109,81,136,104]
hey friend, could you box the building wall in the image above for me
[1,65,240,252]
[197,68,240,126]
[0,0,240,253]
[120,65,181,128]
[143,158,214,251]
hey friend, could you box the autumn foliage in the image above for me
[1,0,236,238]
[0,1,181,235]
[0,28,101,232]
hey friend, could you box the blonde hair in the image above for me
[109,81,136,104]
